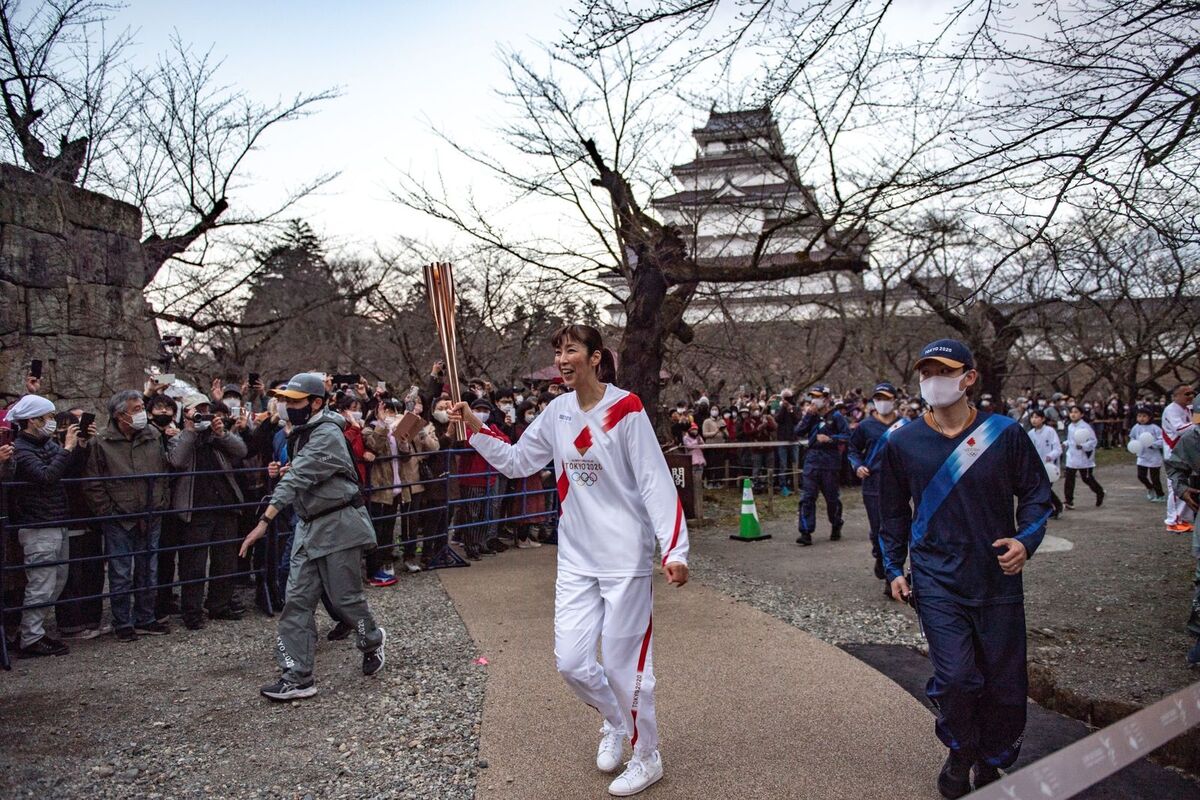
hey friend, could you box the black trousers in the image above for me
[156,515,183,615]
[177,512,239,621]
[1063,467,1103,504]
[1137,466,1164,497]
[55,528,104,630]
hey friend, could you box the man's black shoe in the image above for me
[209,607,245,622]
[938,753,972,799]
[260,677,317,702]
[873,559,886,580]
[363,628,387,676]
[883,582,894,599]
[830,525,842,541]
[1096,492,1105,507]
[18,636,69,657]
[487,537,509,553]
[795,533,813,546]
[115,627,137,643]
[327,621,353,641]
[135,621,170,636]
[973,762,1001,790]
[183,615,206,631]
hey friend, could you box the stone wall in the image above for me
[0,163,160,410]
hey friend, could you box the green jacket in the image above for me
[270,410,375,558]
[82,422,171,528]
[1166,426,1200,500]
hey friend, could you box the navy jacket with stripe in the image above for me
[878,410,1052,606]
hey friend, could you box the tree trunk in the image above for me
[618,259,670,427]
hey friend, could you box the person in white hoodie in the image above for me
[1064,405,1105,509]
[1128,406,1166,501]
[1027,408,1064,518]
[451,323,689,798]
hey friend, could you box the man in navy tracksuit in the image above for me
[879,340,1051,799]
[795,384,850,546]
[847,382,907,593]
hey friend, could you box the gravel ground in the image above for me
[0,572,485,799]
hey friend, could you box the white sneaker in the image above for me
[608,750,663,796]
[596,722,624,773]
[404,561,421,573]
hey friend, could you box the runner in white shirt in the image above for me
[1027,408,1064,518]
[1064,406,1104,509]
[451,324,689,798]
[1163,384,1197,532]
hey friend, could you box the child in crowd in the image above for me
[1129,406,1166,501]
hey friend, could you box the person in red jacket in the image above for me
[336,394,370,485]
[457,397,510,560]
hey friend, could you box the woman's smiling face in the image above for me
[555,337,596,388]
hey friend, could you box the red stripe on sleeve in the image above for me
[661,497,683,566]
[603,392,644,432]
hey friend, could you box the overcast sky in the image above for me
[115,1,587,253]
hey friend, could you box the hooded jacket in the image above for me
[82,422,171,527]
[268,409,375,558]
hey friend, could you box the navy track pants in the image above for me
[798,468,842,534]
[918,594,1028,768]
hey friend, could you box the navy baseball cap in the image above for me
[915,339,974,371]
[808,384,831,397]
[872,382,898,398]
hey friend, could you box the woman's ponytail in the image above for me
[597,347,618,384]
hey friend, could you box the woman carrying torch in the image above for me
[450,324,689,797]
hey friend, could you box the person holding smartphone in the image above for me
[879,340,1052,798]
[6,394,92,657]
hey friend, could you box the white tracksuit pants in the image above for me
[554,570,658,757]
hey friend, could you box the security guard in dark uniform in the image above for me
[794,385,849,546]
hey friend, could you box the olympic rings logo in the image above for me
[571,470,598,486]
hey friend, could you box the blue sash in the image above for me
[865,418,908,469]
[910,414,1012,546]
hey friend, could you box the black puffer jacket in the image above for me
[8,432,86,528]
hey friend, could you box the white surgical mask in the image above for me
[810,397,826,410]
[129,410,148,430]
[350,411,363,423]
[433,409,450,424]
[920,375,967,409]
[524,412,536,423]
[42,418,58,436]
[710,410,719,418]
[874,400,895,416]
[476,410,490,424]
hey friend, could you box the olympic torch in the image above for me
[423,262,466,440]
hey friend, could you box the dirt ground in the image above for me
[692,460,1198,712]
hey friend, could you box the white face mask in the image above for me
[42,418,58,437]
[810,397,826,410]
[129,410,148,430]
[524,412,536,423]
[350,411,363,423]
[874,400,895,416]
[920,375,967,409]
[476,410,491,424]
[433,409,450,424]
[710,409,719,418]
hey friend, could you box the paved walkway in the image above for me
[440,546,946,799]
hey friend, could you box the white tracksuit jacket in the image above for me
[1129,423,1165,468]
[1027,425,1062,464]
[1065,421,1098,469]
[469,384,689,577]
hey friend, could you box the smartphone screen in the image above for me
[30,359,43,378]
[248,372,260,385]
[79,412,96,436]
[0,427,12,447]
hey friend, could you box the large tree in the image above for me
[395,44,883,421]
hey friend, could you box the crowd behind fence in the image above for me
[0,446,559,670]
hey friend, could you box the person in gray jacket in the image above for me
[239,372,385,701]
[168,394,248,629]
